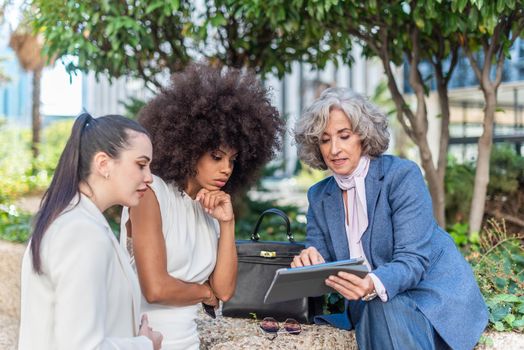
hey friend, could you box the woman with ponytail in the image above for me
[18,113,163,350]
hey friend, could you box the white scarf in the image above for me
[333,156,370,242]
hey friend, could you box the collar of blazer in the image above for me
[76,194,142,335]
[321,156,385,265]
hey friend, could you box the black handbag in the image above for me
[222,208,322,323]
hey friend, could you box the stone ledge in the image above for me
[2,240,523,350]
[196,311,524,350]
[0,314,19,349]
[0,240,25,319]
[197,311,357,350]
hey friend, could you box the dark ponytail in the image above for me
[30,113,149,274]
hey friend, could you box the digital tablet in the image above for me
[263,258,368,304]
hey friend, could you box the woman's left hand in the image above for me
[196,189,234,222]
[325,272,375,301]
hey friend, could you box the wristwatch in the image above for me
[362,290,378,301]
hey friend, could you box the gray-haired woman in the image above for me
[292,87,487,350]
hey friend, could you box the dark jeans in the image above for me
[348,293,451,350]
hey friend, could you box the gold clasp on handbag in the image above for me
[260,250,276,258]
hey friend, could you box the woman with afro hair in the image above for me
[120,64,284,350]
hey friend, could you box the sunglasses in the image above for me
[259,317,302,340]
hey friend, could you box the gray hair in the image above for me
[294,87,390,170]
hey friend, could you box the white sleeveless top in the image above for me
[121,175,219,350]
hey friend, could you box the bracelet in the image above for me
[362,290,378,301]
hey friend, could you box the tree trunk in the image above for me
[416,136,445,226]
[382,59,446,227]
[434,77,451,228]
[469,89,496,234]
[31,66,42,160]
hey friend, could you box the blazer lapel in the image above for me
[323,177,351,261]
[79,195,141,334]
[362,157,384,268]
[106,228,142,334]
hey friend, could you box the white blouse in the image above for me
[121,175,219,350]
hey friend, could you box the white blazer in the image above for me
[18,194,152,350]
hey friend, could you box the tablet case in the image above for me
[264,258,368,304]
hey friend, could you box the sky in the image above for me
[40,60,82,116]
[3,1,82,118]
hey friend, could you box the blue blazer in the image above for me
[306,155,488,350]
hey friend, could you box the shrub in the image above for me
[444,156,475,223]
[234,193,306,242]
[469,220,524,332]
[0,126,34,202]
[0,120,73,242]
[0,119,73,203]
[488,145,524,195]
[445,144,524,225]
[0,204,32,243]
[37,119,74,174]
[294,162,328,191]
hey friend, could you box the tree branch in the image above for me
[406,26,427,134]
[464,46,483,83]
[445,45,459,85]
[493,19,510,86]
[486,209,524,228]
[136,57,161,92]
[495,19,524,86]
[377,28,417,141]
[482,22,502,87]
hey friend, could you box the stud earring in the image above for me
[105,173,109,180]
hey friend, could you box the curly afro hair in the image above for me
[138,64,284,195]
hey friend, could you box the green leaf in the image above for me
[451,232,468,246]
[491,294,520,303]
[145,2,164,14]
[415,18,424,29]
[512,254,524,264]
[277,6,286,21]
[493,321,506,331]
[496,0,505,13]
[210,14,227,27]
[477,0,484,9]
[513,318,524,328]
[469,6,478,28]
[479,335,494,346]
[490,304,510,322]
[503,313,516,326]
[92,12,100,25]
[170,0,180,11]
[469,231,480,244]
[457,0,468,12]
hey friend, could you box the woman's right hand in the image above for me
[139,314,163,350]
[291,247,325,267]
[202,282,219,308]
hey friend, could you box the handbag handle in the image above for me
[251,208,295,243]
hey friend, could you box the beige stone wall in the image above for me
[0,240,25,349]
[0,241,25,319]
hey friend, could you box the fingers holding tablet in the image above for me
[291,247,325,267]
